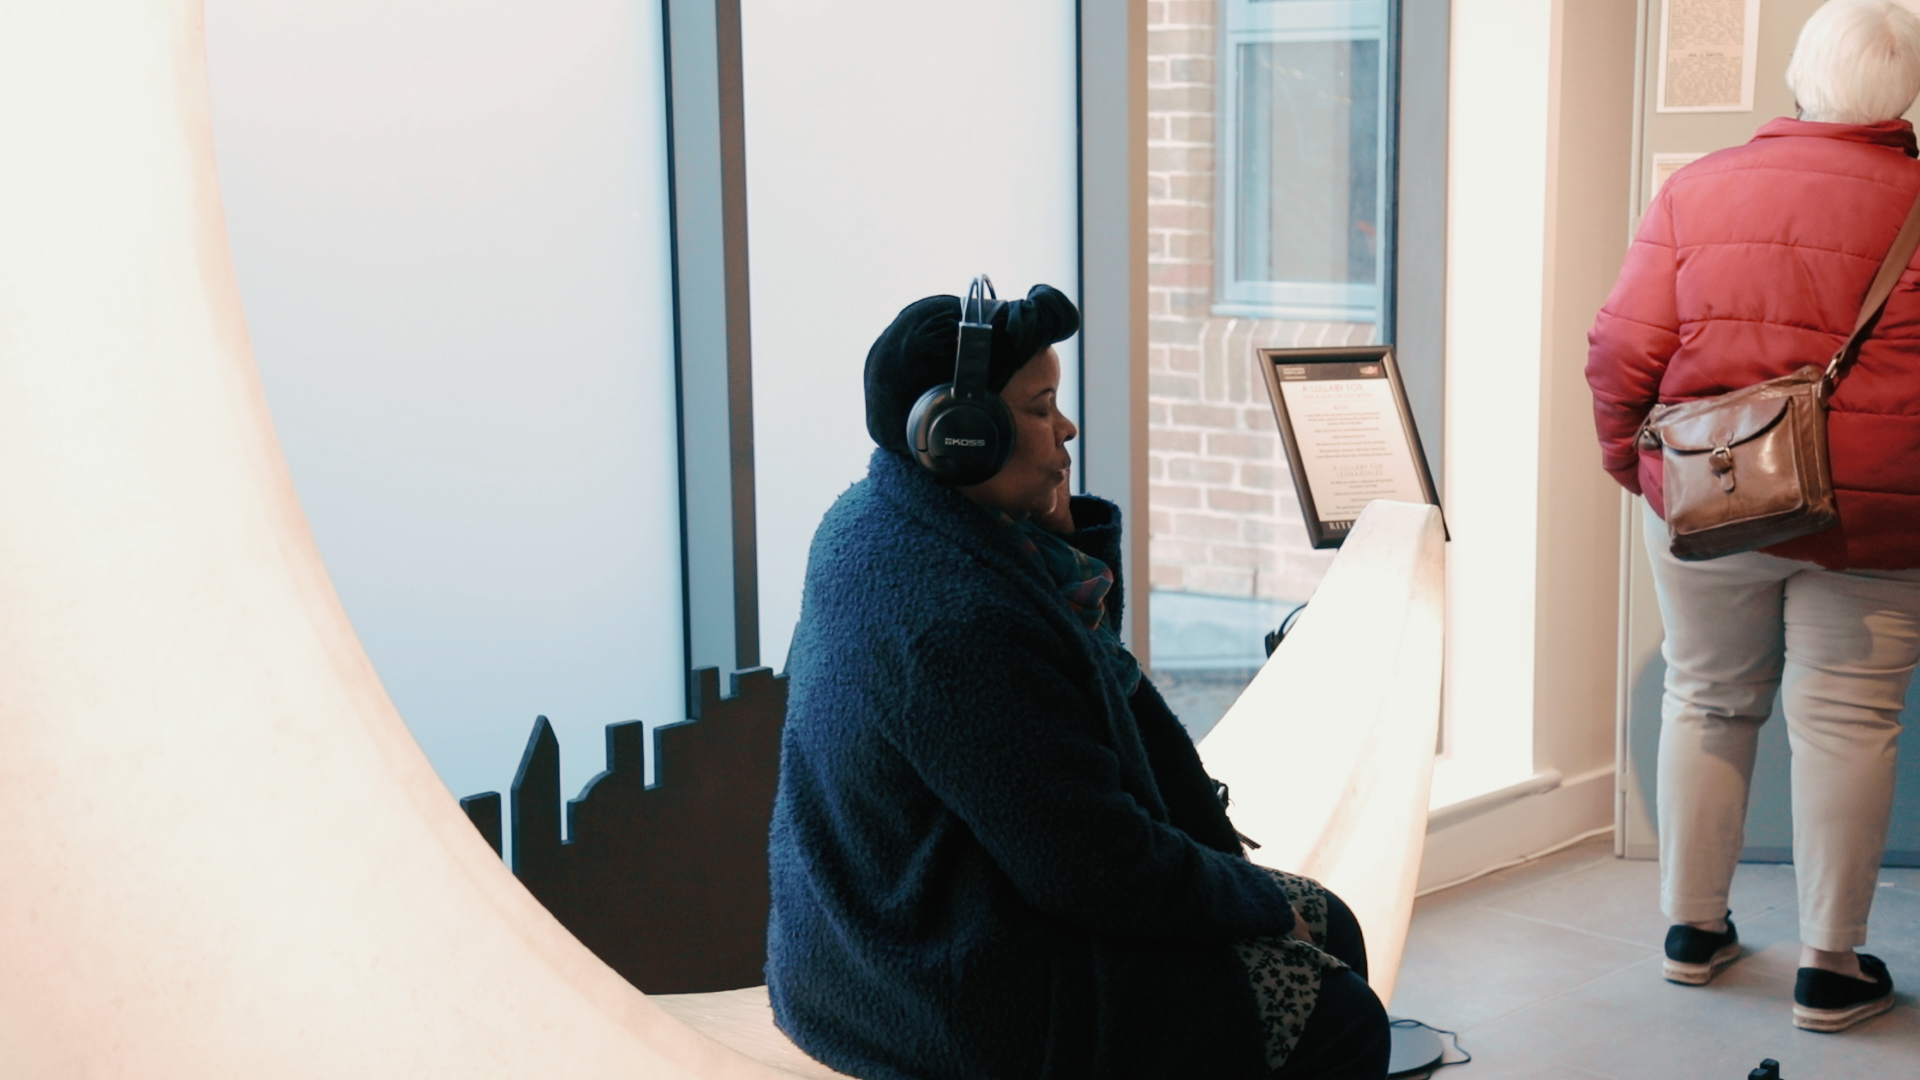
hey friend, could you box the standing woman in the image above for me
[1588,0,1920,1033]
[766,281,1390,1078]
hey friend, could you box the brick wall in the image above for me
[1146,0,1372,607]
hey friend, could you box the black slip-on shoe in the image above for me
[1794,953,1895,1032]
[1663,917,1741,985]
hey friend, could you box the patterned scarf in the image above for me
[1008,517,1143,695]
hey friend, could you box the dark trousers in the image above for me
[1271,891,1391,1079]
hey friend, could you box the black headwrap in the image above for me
[864,283,1081,458]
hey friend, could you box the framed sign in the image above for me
[1257,345,1443,548]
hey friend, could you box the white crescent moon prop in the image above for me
[1200,499,1446,1008]
[0,1,831,1075]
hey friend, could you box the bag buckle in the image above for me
[1710,446,1735,493]
[1636,414,1662,451]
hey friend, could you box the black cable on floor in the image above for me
[1389,1017,1471,1078]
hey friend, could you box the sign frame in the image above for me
[1257,344,1443,549]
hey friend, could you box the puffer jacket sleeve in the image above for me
[1587,187,1683,493]
[890,610,1297,945]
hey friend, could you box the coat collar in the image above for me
[864,448,1080,634]
[866,447,1041,579]
[1752,117,1919,158]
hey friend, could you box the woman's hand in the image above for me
[1035,473,1076,535]
[1290,905,1314,944]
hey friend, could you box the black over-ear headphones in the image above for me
[906,275,1015,486]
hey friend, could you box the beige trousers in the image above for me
[1643,505,1920,951]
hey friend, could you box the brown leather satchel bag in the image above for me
[1638,189,1920,562]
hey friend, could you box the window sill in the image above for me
[1209,300,1381,323]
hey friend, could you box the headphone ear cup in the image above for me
[905,383,954,475]
[906,384,1014,486]
[971,393,1015,479]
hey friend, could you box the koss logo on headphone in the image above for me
[906,274,1015,486]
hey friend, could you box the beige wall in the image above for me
[1429,0,1636,841]
[1531,0,1639,780]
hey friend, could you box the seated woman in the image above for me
[767,281,1390,1080]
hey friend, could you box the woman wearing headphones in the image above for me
[765,282,1390,1080]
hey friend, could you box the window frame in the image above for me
[1214,0,1398,325]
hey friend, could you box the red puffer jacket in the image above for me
[1587,118,1920,570]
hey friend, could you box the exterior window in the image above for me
[1215,0,1393,323]
[1145,0,1399,737]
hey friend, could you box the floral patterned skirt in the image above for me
[1234,867,1350,1072]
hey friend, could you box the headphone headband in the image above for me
[952,275,1001,397]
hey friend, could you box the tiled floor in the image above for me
[1390,837,1920,1079]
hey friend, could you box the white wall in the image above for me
[740,0,1083,672]
[1436,0,1555,805]
[204,0,684,822]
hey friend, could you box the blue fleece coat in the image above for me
[767,449,1295,1080]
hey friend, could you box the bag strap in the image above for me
[1828,184,1920,384]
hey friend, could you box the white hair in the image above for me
[1788,0,1920,123]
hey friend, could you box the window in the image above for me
[1146,0,1404,737]
[1215,0,1394,323]
[208,0,686,814]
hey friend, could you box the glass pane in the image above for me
[1144,3,1391,739]
[208,0,685,826]
[1235,39,1381,287]
[743,0,1081,677]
